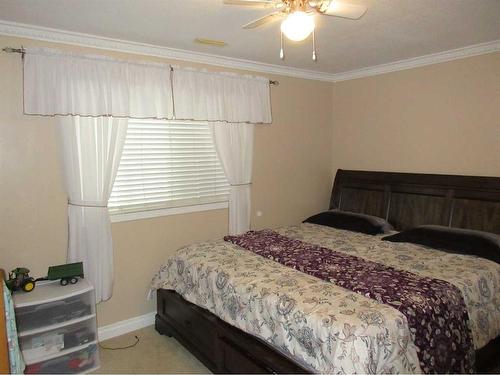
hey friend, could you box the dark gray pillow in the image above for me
[304,210,393,235]
[383,225,500,264]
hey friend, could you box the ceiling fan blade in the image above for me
[319,1,367,19]
[242,12,284,29]
[223,0,278,8]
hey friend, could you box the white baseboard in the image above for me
[98,311,156,341]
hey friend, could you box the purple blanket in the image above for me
[225,230,474,373]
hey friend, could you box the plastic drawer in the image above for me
[24,343,99,374]
[20,317,97,365]
[15,290,94,333]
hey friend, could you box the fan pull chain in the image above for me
[280,31,285,60]
[312,29,317,62]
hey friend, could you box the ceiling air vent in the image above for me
[194,38,227,47]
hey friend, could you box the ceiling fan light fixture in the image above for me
[280,11,315,42]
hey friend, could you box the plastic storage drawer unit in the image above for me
[13,279,100,374]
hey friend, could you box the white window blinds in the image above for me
[109,119,229,214]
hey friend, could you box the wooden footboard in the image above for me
[157,289,500,374]
[155,289,309,374]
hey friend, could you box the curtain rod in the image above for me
[2,46,279,86]
[2,47,25,54]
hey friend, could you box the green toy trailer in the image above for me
[6,268,36,292]
[46,262,84,286]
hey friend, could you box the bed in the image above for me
[151,169,500,373]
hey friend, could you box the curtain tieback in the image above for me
[68,200,108,208]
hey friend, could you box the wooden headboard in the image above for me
[330,169,500,234]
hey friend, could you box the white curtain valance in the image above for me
[23,48,174,119]
[22,48,272,124]
[172,67,272,124]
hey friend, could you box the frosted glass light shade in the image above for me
[280,11,315,42]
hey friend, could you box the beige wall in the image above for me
[331,52,500,177]
[1,33,498,328]
[0,35,334,326]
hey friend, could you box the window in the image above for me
[109,119,229,218]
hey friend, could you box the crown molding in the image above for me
[332,40,500,82]
[0,20,335,81]
[0,20,498,82]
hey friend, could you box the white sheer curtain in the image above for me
[57,116,128,301]
[23,48,174,302]
[209,123,254,235]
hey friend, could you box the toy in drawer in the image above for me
[19,318,97,364]
[15,291,94,332]
[24,343,99,374]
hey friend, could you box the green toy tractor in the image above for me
[6,267,36,292]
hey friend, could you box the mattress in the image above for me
[150,223,500,373]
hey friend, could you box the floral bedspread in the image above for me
[150,223,500,373]
[225,229,474,373]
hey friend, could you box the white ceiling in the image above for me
[0,0,499,74]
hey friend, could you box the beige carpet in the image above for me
[95,326,210,374]
[95,326,500,374]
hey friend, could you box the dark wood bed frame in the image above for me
[156,169,500,373]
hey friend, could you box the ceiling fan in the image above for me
[223,0,368,61]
